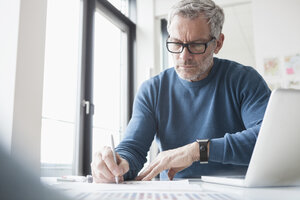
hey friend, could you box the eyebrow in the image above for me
[169,37,209,43]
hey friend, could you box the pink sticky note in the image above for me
[286,68,294,75]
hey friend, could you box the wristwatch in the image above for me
[196,139,210,164]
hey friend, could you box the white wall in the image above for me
[0,0,48,175]
[252,0,300,74]
[11,0,47,175]
[0,0,20,153]
[136,0,156,91]
[155,0,252,17]
[136,0,160,163]
[217,3,255,67]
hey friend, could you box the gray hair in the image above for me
[167,0,225,38]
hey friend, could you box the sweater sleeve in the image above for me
[115,80,157,180]
[209,68,271,165]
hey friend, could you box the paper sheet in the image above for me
[45,179,238,200]
[72,191,236,200]
[52,180,200,192]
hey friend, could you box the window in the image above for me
[161,19,173,70]
[80,0,136,175]
[41,0,135,176]
[41,0,80,176]
[92,12,127,152]
[107,0,129,16]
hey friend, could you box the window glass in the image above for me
[92,12,128,153]
[107,0,129,16]
[41,0,80,176]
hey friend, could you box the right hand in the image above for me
[91,146,129,183]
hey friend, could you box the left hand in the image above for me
[136,142,199,181]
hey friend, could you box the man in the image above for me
[91,0,271,182]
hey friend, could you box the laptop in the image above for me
[201,89,300,187]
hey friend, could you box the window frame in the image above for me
[77,0,136,176]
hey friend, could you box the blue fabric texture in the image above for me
[116,57,271,180]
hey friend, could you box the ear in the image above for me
[214,33,224,54]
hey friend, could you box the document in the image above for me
[53,179,198,192]
[73,191,236,200]
[46,179,238,200]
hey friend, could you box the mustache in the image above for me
[176,60,198,66]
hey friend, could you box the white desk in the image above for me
[191,180,300,200]
[42,177,300,200]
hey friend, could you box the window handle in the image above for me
[82,100,94,115]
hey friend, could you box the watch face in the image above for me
[200,145,206,152]
[197,139,209,163]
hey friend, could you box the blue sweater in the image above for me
[116,57,271,180]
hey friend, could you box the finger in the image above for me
[91,151,103,178]
[168,167,185,180]
[92,160,115,180]
[92,167,104,183]
[136,167,151,180]
[96,172,125,183]
[102,148,122,176]
[135,175,142,181]
[91,166,98,182]
[92,162,116,184]
[118,158,130,175]
[141,165,163,181]
[92,153,116,180]
[118,175,124,183]
[98,160,116,180]
[92,169,108,183]
[91,150,118,181]
[136,162,159,180]
[97,174,124,183]
[116,154,129,173]
[167,168,176,180]
[116,153,123,163]
[91,161,102,179]
[97,173,116,183]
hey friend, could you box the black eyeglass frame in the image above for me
[166,37,216,54]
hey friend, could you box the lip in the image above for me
[179,65,196,68]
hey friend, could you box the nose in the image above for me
[179,46,192,60]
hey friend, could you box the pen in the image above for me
[110,134,119,184]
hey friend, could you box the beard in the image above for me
[174,51,214,82]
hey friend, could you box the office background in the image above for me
[0,0,300,178]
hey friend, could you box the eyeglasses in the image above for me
[166,37,216,54]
